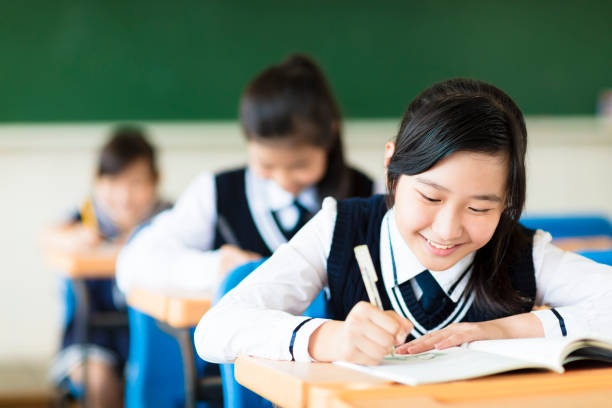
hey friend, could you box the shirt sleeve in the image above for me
[194,197,338,364]
[531,229,612,338]
[116,172,222,294]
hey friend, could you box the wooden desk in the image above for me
[42,244,123,407]
[127,288,213,408]
[552,235,612,253]
[235,356,612,408]
[127,287,211,328]
[43,245,118,278]
[234,356,391,408]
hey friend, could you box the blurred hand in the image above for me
[43,224,102,251]
[308,301,413,365]
[218,244,262,277]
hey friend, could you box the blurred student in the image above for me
[47,126,170,408]
[116,54,377,296]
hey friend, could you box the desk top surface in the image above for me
[43,245,119,278]
[235,355,612,408]
[127,287,212,328]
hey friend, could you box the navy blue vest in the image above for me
[213,167,374,257]
[327,195,536,333]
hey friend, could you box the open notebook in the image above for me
[335,336,612,386]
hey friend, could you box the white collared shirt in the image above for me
[116,168,319,294]
[195,197,612,364]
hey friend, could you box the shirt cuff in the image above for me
[531,307,589,338]
[290,318,329,362]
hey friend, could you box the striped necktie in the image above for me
[270,199,312,241]
[414,270,447,313]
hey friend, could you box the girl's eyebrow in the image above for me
[415,177,502,203]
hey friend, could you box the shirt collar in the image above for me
[250,169,319,212]
[386,207,475,297]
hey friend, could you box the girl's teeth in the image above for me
[427,239,454,249]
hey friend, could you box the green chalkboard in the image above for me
[0,0,610,122]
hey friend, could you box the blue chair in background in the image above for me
[520,213,612,267]
[578,250,612,266]
[520,214,612,239]
[211,259,329,408]
[124,219,221,408]
[125,307,191,408]
[125,307,221,408]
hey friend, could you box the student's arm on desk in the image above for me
[194,199,338,364]
[399,230,612,353]
[117,173,229,294]
[195,198,411,366]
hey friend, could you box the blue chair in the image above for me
[124,220,220,408]
[125,307,220,408]
[578,250,612,266]
[520,214,612,239]
[125,307,189,408]
[211,259,329,408]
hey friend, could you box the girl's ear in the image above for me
[383,142,395,170]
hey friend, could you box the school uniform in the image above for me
[195,195,612,364]
[116,167,375,295]
[51,198,171,385]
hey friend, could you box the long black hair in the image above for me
[239,54,360,200]
[97,125,159,182]
[387,78,530,315]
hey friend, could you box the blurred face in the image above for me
[391,150,507,271]
[247,141,327,196]
[94,159,157,231]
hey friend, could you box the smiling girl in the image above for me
[195,78,612,365]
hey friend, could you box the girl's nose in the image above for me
[432,206,463,242]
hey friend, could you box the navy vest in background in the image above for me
[213,167,374,257]
[326,195,536,326]
[214,168,273,256]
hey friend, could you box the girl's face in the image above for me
[94,158,157,231]
[248,141,327,196]
[391,149,507,272]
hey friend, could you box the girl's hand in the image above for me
[308,301,413,365]
[218,244,263,277]
[395,321,505,354]
[396,313,545,354]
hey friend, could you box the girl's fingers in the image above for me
[397,331,445,354]
[367,307,401,335]
[383,311,413,344]
[351,331,389,363]
[361,320,397,349]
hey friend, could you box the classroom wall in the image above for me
[0,1,611,122]
[1,118,611,364]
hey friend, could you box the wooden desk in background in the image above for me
[42,245,122,407]
[43,245,119,278]
[552,235,612,253]
[127,287,211,328]
[127,288,213,408]
[235,355,612,408]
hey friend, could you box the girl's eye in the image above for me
[468,207,491,213]
[419,192,441,203]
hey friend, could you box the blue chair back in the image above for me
[520,214,612,239]
[125,307,187,408]
[212,259,329,408]
[578,250,612,266]
[125,307,216,408]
